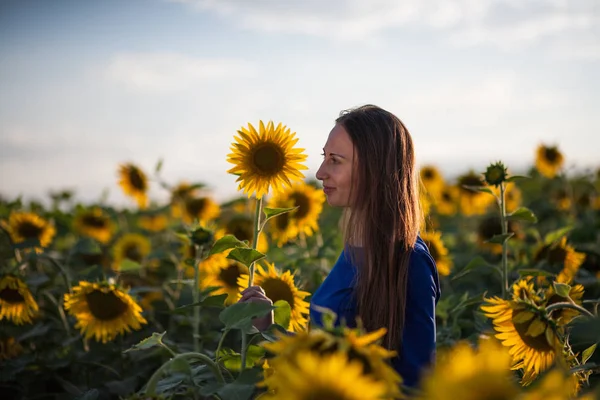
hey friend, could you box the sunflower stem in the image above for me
[545,302,594,318]
[193,245,204,353]
[215,329,230,364]
[248,197,263,287]
[145,352,225,396]
[240,332,248,371]
[499,182,509,299]
[43,291,71,337]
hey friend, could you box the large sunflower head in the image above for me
[476,215,520,255]
[118,163,149,209]
[138,213,168,232]
[535,145,564,179]
[112,233,151,271]
[418,339,519,400]
[220,214,269,253]
[73,208,115,244]
[434,185,459,216]
[227,120,308,199]
[0,275,39,325]
[457,172,494,216]
[238,262,309,332]
[181,196,220,225]
[64,281,147,343]
[481,297,558,384]
[533,237,585,284]
[261,351,390,400]
[420,165,445,198]
[421,231,452,276]
[267,182,325,246]
[3,211,56,253]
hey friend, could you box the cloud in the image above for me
[106,53,256,91]
[171,0,600,49]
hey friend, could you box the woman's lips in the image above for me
[323,186,335,195]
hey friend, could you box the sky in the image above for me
[1,0,599,206]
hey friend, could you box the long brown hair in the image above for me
[336,104,421,352]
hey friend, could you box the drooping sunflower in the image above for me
[73,208,115,244]
[267,182,325,246]
[4,211,56,252]
[457,171,494,216]
[261,351,390,400]
[434,185,459,216]
[64,281,147,343]
[533,237,585,284]
[181,196,220,225]
[420,165,445,199]
[0,275,39,325]
[138,213,168,232]
[421,231,452,276]
[0,337,23,360]
[112,233,151,271]
[535,145,564,179]
[476,215,520,255]
[118,163,149,209]
[238,262,309,332]
[201,254,248,305]
[227,120,308,199]
[481,297,558,384]
[418,339,519,400]
[220,214,269,253]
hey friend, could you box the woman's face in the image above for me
[316,123,356,207]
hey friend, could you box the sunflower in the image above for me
[553,188,572,211]
[420,165,445,198]
[481,297,558,383]
[261,351,390,400]
[421,231,452,276]
[418,339,519,400]
[533,237,585,284]
[457,171,494,216]
[138,213,168,232]
[476,215,520,255]
[519,369,579,400]
[64,281,147,343]
[0,337,23,360]
[221,214,269,253]
[139,290,164,311]
[201,254,248,305]
[4,211,55,252]
[227,120,308,199]
[490,183,522,213]
[238,262,309,332]
[0,275,39,325]
[542,283,584,326]
[170,181,199,218]
[112,233,151,271]
[434,185,459,216]
[73,208,115,244]
[181,196,220,225]
[535,145,564,179]
[118,163,149,208]
[267,182,325,246]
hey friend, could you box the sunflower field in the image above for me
[1,121,599,400]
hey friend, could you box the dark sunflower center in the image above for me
[252,143,285,176]
[227,217,253,242]
[82,214,108,229]
[547,246,567,265]
[422,169,434,180]
[185,198,207,216]
[16,221,43,239]
[290,192,311,219]
[441,190,452,202]
[478,216,516,240]
[261,277,295,308]
[128,167,146,191]
[512,309,553,351]
[459,174,485,194]
[85,289,128,321]
[544,147,559,163]
[0,288,25,303]
[124,243,143,262]
[275,213,290,230]
[219,263,246,288]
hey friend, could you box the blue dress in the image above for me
[310,236,441,388]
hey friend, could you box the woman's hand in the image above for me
[238,285,274,331]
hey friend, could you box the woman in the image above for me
[240,104,440,388]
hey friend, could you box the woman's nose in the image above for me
[316,162,327,181]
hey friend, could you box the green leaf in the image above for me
[173,294,228,313]
[227,248,266,268]
[569,317,600,346]
[518,269,555,278]
[218,345,265,371]
[119,258,142,272]
[209,235,248,256]
[543,226,573,245]
[71,238,102,255]
[487,233,514,244]
[260,324,290,343]
[273,300,291,330]
[452,256,496,280]
[507,207,538,223]
[263,206,298,223]
[123,331,165,353]
[506,175,530,182]
[155,158,164,174]
[216,368,263,400]
[170,357,192,377]
[582,343,597,364]
[17,323,51,341]
[462,185,495,196]
[553,282,572,298]
[219,302,274,331]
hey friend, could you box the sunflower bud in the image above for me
[484,162,508,187]
[190,226,214,248]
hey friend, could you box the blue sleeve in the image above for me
[392,248,440,388]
